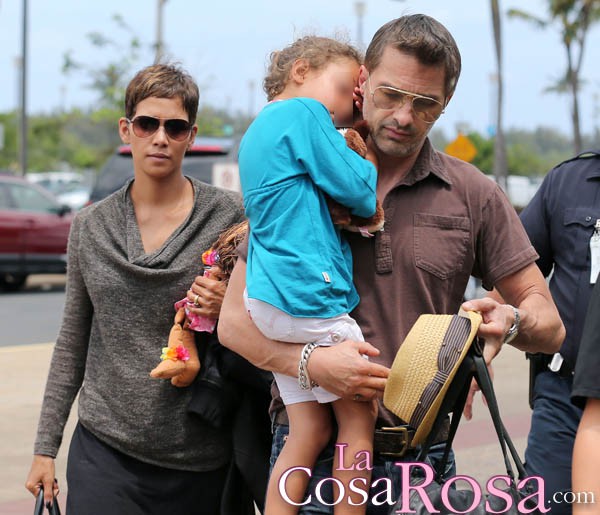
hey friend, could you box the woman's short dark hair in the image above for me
[125,63,199,124]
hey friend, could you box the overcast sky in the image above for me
[1,0,600,139]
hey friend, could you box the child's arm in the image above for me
[294,99,378,219]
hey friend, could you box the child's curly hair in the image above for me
[263,36,362,101]
[209,221,249,282]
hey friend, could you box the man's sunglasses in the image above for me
[126,116,193,141]
[367,77,445,124]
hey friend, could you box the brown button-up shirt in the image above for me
[347,139,538,379]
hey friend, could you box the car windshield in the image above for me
[90,140,238,203]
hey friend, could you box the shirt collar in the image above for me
[399,138,453,187]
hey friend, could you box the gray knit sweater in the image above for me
[34,177,245,471]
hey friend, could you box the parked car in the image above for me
[89,136,241,203]
[0,174,73,291]
[27,171,91,210]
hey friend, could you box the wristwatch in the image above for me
[503,305,520,345]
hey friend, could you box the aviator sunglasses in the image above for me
[367,77,445,124]
[126,116,193,141]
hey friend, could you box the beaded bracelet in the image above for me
[298,342,319,390]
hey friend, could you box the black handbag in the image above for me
[392,342,543,515]
[34,486,61,515]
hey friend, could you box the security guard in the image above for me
[521,150,600,514]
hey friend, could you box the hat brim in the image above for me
[383,311,482,446]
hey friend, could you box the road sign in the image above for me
[445,133,477,163]
[212,162,241,193]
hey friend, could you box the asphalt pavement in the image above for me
[0,275,532,514]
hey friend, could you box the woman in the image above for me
[25,63,245,514]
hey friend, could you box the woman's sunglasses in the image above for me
[126,116,193,141]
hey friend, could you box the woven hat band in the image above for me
[408,315,471,429]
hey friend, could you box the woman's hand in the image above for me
[186,268,227,319]
[307,340,389,401]
[25,455,59,506]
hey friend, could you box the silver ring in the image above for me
[354,393,362,402]
[193,294,200,306]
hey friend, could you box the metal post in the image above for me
[19,0,28,176]
[354,1,366,51]
[247,80,255,118]
[154,0,167,64]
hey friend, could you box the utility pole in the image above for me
[19,0,28,176]
[155,0,167,64]
[354,1,366,51]
[247,80,255,118]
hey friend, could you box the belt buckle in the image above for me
[377,426,410,458]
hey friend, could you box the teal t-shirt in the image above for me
[238,98,377,317]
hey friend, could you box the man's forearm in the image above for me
[494,263,564,353]
[218,260,300,377]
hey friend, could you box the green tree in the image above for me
[62,14,143,111]
[508,0,600,154]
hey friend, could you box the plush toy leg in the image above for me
[150,308,188,380]
[170,314,201,387]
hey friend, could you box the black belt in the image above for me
[554,361,574,378]
[373,418,450,458]
[536,353,575,379]
[273,411,450,458]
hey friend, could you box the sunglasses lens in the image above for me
[164,119,192,141]
[412,98,443,123]
[373,88,405,110]
[132,116,160,137]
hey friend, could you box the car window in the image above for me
[0,183,12,209]
[8,183,59,213]
[90,153,235,202]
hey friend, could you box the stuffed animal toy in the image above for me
[150,221,249,387]
[329,120,385,237]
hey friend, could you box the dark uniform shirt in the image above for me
[572,279,600,407]
[520,151,600,370]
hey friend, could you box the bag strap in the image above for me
[472,350,527,480]
[417,342,527,483]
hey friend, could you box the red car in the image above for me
[0,173,74,291]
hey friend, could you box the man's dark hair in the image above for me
[365,14,461,98]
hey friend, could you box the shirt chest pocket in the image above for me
[414,213,471,280]
[562,207,600,269]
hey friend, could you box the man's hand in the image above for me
[461,297,509,420]
[463,366,494,420]
[186,270,227,319]
[306,340,389,400]
[462,297,516,365]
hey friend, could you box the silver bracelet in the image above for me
[298,342,319,390]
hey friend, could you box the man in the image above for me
[219,14,564,515]
[517,150,600,514]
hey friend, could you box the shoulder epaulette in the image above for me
[556,150,600,167]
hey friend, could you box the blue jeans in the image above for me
[270,423,456,515]
[525,371,582,515]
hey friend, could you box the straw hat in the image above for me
[383,310,482,446]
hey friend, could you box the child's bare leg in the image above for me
[331,398,377,515]
[265,401,332,515]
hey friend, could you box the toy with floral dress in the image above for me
[150,221,249,387]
